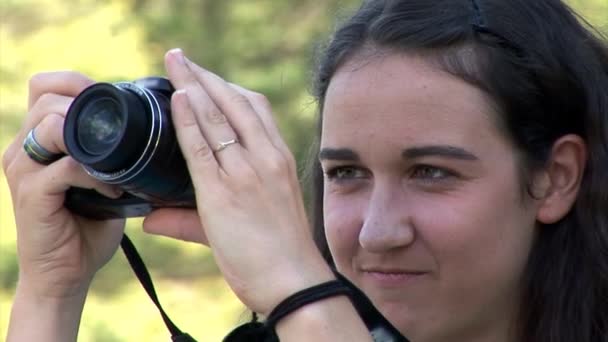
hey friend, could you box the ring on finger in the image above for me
[213,138,239,153]
[22,128,62,165]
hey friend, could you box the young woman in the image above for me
[4,0,607,341]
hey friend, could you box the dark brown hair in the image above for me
[307,0,608,340]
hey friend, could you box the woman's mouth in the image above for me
[362,269,427,287]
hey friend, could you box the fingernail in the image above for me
[168,48,185,65]
[173,89,191,108]
[174,88,188,98]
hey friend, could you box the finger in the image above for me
[165,49,243,169]
[30,112,68,155]
[143,208,209,245]
[182,57,275,156]
[25,93,73,133]
[227,83,292,156]
[5,113,67,179]
[14,71,91,167]
[227,84,305,215]
[36,157,121,198]
[5,112,66,197]
[4,94,73,172]
[6,109,105,196]
[181,59,299,192]
[170,88,220,185]
[16,156,122,218]
[180,56,297,187]
[6,72,92,178]
[226,83,299,181]
[28,71,94,110]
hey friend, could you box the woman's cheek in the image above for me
[324,194,364,262]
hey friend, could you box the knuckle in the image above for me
[2,146,14,174]
[36,92,56,106]
[176,112,199,128]
[204,107,227,124]
[29,93,54,114]
[32,113,65,153]
[28,72,49,91]
[264,152,290,177]
[37,112,64,131]
[2,161,15,182]
[232,166,259,185]
[251,92,270,107]
[3,151,22,183]
[228,92,250,107]
[188,142,213,160]
[3,161,16,182]
[28,71,93,109]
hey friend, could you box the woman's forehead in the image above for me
[321,53,498,144]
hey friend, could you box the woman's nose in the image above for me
[359,186,415,253]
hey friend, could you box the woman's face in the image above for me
[320,53,539,341]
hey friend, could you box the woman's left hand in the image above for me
[143,49,334,316]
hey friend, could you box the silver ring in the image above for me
[213,138,239,153]
[22,128,62,165]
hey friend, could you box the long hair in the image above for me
[306,0,608,340]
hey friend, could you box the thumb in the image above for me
[143,208,208,245]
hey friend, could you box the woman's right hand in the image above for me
[2,71,126,301]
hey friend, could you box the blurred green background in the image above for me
[0,0,606,340]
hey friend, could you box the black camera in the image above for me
[63,77,195,219]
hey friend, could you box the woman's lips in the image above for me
[362,270,427,287]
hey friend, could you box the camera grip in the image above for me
[65,187,155,219]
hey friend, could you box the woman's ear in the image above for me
[535,134,587,224]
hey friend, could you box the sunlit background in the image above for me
[1,0,606,340]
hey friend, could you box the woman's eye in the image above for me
[324,166,367,181]
[411,165,453,181]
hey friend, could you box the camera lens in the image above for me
[64,77,196,218]
[77,98,124,155]
[64,82,148,172]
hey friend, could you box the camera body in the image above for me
[63,77,195,219]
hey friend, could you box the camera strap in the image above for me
[120,233,408,341]
[120,234,197,342]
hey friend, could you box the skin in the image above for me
[4,49,371,341]
[320,52,540,342]
[4,48,585,341]
[3,72,126,341]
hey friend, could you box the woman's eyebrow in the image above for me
[318,148,360,161]
[402,145,479,161]
[319,145,478,161]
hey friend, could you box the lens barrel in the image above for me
[65,82,150,172]
[64,77,194,207]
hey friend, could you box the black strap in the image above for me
[120,234,196,342]
[121,233,408,341]
[224,272,410,342]
[265,279,352,328]
[335,272,409,342]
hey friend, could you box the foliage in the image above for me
[0,0,606,340]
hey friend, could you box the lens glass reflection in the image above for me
[77,98,123,155]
